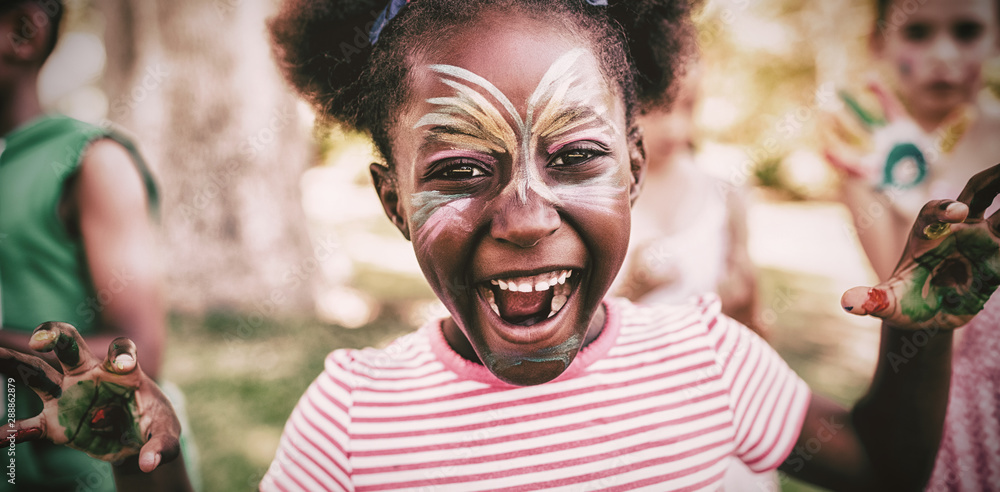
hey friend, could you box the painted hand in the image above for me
[822,78,968,188]
[0,322,180,472]
[842,164,1000,330]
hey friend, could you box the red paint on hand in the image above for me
[12,427,42,444]
[863,288,890,314]
[90,407,109,427]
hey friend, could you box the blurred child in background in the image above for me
[823,0,1000,489]
[616,61,761,335]
[0,1,191,490]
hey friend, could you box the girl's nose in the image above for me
[490,190,561,248]
[928,35,960,64]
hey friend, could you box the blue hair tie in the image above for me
[369,0,609,45]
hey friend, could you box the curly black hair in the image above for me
[269,0,697,167]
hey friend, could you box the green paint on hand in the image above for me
[839,90,886,128]
[54,332,81,367]
[900,229,1000,322]
[58,380,142,457]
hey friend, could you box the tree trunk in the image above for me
[98,0,315,315]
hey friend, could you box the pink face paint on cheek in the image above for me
[412,197,474,256]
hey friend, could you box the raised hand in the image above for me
[0,322,180,472]
[842,164,1000,330]
[821,78,949,186]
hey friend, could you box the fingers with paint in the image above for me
[841,164,1000,329]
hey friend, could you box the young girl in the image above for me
[2,1,1000,491]
[823,0,1000,489]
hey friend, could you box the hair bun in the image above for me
[607,0,699,111]
[269,0,387,129]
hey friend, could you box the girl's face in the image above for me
[375,12,643,386]
[877,0,1000,123]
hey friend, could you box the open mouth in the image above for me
[477,269,579,326]
[928,81,957,92]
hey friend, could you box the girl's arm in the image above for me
[68,139,167,380]
[0,139,166,377]
[781,326,952,490]
[781,164,1000,490]
[838,174,914,281]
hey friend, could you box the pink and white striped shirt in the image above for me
[261,296,810,491]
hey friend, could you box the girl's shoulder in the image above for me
[612,294,726,342]
[611,294,765,362]
[321,327,442,388]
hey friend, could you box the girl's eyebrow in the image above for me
[420,124,510,155]
[535,106,614,142]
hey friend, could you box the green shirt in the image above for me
[0,114,157,491]
[0,114,157,333]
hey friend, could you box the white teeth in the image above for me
[547,294,569,319]
[484,270,575,321]
[556,281,570,296]
[483,288,500,316]
[492,270,573,292]
[551,294,567,312]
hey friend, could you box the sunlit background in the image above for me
[34,0,1000,490]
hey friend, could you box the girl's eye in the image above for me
[551,148,602,167]
[434,163,488,180]
[953,22,983,42]
[903,23,932,41]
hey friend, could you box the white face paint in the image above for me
[412,47,626,221]
[386,26,637,386]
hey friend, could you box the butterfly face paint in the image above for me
[387,17,637,386]
[415,48,624,207]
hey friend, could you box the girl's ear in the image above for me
[628,125,647,205]
[370,163,411,241]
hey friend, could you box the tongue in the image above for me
[495,288,554,324]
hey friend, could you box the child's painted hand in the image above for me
[841,164,1000,330]
[822,78,941,188]
[0,322,181,472]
